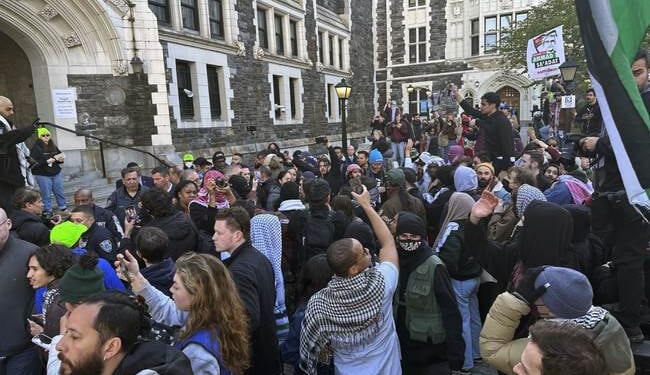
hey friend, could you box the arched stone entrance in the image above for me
[0,31,37,127]
[497,85,521,117]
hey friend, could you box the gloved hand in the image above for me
[513,266,549,305]
[31,117,43,129]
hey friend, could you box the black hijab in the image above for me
[520,200,573,269]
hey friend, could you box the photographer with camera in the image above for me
[10,187,64,247]
[578,50,650,343]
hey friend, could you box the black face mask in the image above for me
[502,179,512,193]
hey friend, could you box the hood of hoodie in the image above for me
[141,258,176,291]
[113,340,193,375]
[453,165,478,193]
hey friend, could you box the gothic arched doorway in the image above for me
[497,85,520,118]
[0,31,37,127]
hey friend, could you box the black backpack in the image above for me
[297,211,335,268]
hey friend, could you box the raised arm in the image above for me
[352,186,398,268]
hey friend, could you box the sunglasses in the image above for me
[40,134,50,138]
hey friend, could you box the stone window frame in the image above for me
[407,26,427,63]
[255,1,308,61]
[180,0,200,31]
[267,63,304,125]
[316,26,350,72]
[323,74,345,123]
[153,0,238,45]
[167,44,234,128]
[148,0,172,25]
[208,0,225,40]
[406,0,426,9]
[483,15,497,54]
[470,18,479,56]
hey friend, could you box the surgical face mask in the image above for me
[398,239,422,252]
[184,162,193,169]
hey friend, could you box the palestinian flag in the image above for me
[575,0,650,211]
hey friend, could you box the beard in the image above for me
[478,178,490,188]
[59,350,105,375]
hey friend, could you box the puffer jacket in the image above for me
[480,292,635,375]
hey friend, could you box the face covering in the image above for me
[398,239,422,252]
[502,179,512,193]
[184,162,193,169]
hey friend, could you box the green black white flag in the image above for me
[575,0,650,210]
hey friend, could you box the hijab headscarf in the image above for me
[453,165,478,193]
[434,192,474,249]
[519,200,573,269]
[191,169,226,207]
[250,214,289,342]
[515,184,546,217]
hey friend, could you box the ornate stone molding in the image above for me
[38,5,58,21]
[104,0,130,15]
[253,46,265,60]
[113,61,129,76]
[234,41,246,57]
[316,62,324,72]
[62,32,81,48]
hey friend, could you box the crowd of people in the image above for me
[0,50,649,375]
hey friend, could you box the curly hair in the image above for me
[140,187,175,218]
[175,253,250,374]
[31,244,75,279]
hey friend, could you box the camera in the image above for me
[216,179,229,189]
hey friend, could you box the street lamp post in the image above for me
[335,78,352,149]
[559,58,578,93]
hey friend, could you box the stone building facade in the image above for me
[375,0,545,124]
[0,0,374,178]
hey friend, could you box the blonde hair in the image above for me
[175,253,250,374]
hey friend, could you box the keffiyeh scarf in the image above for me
[299,267,385,375]
[0,116,33,186]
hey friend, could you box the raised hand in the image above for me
[470,190,499,224]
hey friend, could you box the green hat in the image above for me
[58,262,105,304]
[50,222,88,248]
[183,153,194,162]
[385,169,405,187]
[36,127,51,138]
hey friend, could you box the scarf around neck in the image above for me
[299,266,385,374]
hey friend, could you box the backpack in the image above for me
[297,211,335,269]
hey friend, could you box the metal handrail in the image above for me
[38,121,171,178]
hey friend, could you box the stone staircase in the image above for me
[61,171,115,209]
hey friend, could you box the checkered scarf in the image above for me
[299,266,385,375]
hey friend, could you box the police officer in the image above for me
[73,188,124,239]
[70,205,117,262]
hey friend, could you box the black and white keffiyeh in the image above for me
[299,266,385,375]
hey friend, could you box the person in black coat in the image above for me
[10,187,50,246]
[213,207,282,375]
[0,97,39,214]
[453,88,514,174]
[140,188,198,261]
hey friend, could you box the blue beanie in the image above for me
[534,266,593,319]
[369,149,383,164]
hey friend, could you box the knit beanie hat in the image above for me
[58,254,105,304]
[385,169,405,187]
[280,181,300,202]
[396,212,426,237]
[302,171,316,182]
[50,222,88,248]
[36,127,51,138]
[346,164,362,176]
[475,162,495,175]
[534,266,593,319]
[369,149,383,164]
